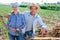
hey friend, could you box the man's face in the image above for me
[12,5,18,12]
[30,6,37,15]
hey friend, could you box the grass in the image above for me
[0,5,60,39]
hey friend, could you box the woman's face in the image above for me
[12,5,18,12]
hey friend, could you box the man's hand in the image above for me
[10,27,16,32]
[40,28,46,36]
[6,14,10,19]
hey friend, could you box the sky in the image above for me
[0,0,60,4]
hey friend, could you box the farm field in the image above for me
[0,4,60,40]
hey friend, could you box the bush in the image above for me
[39,5,60,11]
[19,4,60,11]
[40,6,47,9]
[19,4,28,7]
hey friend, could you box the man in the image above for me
[23,4,47,38]
[6,2,25,40]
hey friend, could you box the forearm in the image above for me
[38,16,47,30]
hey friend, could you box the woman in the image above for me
[6,2,25,40]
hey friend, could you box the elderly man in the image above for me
[6,2,25,40]
[23,4,47,38]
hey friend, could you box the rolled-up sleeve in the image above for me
[37,15,47,29]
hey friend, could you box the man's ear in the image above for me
[6,14,10,19]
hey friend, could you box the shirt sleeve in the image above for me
[6,15,11,29]
[37,15,47,29]
[21,14,26,29]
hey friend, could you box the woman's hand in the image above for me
[10,27,16,32]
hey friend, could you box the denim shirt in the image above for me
[23,11,46,34]
[6,12,26,36]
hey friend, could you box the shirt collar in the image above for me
[12,12,19,15]
[28,11,37,18]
